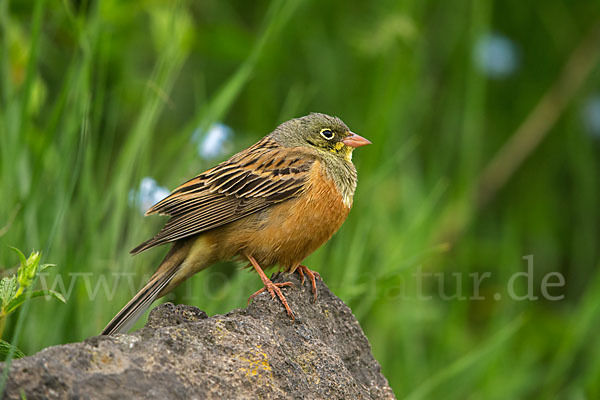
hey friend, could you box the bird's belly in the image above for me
[224,167,351,270]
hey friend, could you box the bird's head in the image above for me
[272,113,371,162]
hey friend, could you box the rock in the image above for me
[1,272,395,399]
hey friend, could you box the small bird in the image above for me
[101,113,370,335]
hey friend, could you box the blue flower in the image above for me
[192,123,234,159]
[473,33,519,79]
[129,177,170,215]
[582,95,600,138]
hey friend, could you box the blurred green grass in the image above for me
[1,0,600,398]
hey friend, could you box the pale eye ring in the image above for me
[320,129,334,140]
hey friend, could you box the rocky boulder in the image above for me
[2,272,395,399]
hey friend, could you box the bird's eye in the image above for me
[320,129,334,140]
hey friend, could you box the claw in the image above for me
[246,255,295,319]
[296,265,321,302]
[297,267,305,285]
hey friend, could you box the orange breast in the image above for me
[221,160,351,270]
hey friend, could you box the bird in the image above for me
[101,113,370,335]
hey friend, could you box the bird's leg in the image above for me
[246,254,295,319]
[296,265,321,302]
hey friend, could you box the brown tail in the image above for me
[101,243,188,335]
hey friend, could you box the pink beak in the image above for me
[343,132,372,148]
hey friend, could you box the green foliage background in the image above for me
[1,0,600,398]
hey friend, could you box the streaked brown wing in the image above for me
[131,137,315,254]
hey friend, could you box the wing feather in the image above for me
[131,137,315,254]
